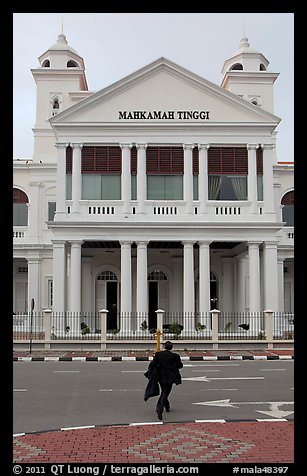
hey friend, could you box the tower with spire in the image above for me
[220,37,279,114]
[31,30,89,163]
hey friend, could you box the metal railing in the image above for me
[13,309,294,348]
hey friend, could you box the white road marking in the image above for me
[53,370,80,373]
[61,425,95,431]
[99,389,142,392]
[193,399,294,419]
[129,422,163,426]
[192,369,220,372]
[183,364,239,367]
[201,388,238,391]
[13,389,27,392]
[121,370,146,373]
[183,376,264,382]
[260,368,286,371]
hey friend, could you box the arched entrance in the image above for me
[96,270,118,331]
[148,270,168,330]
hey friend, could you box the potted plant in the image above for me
[169,322,183,338]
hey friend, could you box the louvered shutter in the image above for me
[131,146,137,175]
[281,191,294,205]
[146,146,183,174]
[66,146,72,174]
[208,147,247,175]
[193,148,199,175]
[256,147,263,175]
[81,146,122,174]
[13,188,28,204]
[146,147,159,174]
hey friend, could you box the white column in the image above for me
[28,182,42,241]
[120,144,132,215]
[198,241,211,329]
[71,143,82,215]
[277,257,285,312]
[81,257,92,313]
[182,241,195,334]
[70,240,83,315]
[262,144,275,214]
[198,144,209,214]
[263,242,278,310]
[54,143,68,219]
[236,256,246,312]
[120,241,132,331]
[248,242,261,312]
[136,242,148,326]
[27,256,40,313]
[170,257,182,312]
[52,240,67,314]
[136,144,147,214]
[183,144,194,214]
[221,258,234,312]
[247,144,258,213]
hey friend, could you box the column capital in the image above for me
[135,143,148,150]
[261,143,275,150]
[119,143,133,150]
[183,143,195,150]
[120,241,132,247]
[263,241,278,248]
[182,240,195,247]
[55,142,70,149]
[70,240,84,247]
[135,241,149,247]
[247,144,258,151]
[198,240,211,247]
[71,143,83,149]
[248,241,262,248]
[198,144,210,150]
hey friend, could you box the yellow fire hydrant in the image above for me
[155,328,163,352]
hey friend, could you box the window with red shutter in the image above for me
[208,147,248,200]
[146,146,184,174]
[281,191,294,226]
[81,146,122,174]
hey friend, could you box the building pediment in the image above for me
[50,57,280,128]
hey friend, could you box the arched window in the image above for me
[259,63,266,71]
[148,270,167,281]
[13,188,28,226]
[52,98,60,116]
[67,60,78,68]
[230,63,243,71]
[281,191,294,226]
[42,59,50,67]
[97,271,118,281]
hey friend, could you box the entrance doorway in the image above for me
[96,270,118,331]
[148,281,158,330]
[106,282,117,330]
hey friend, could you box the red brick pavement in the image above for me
[13,421,294,463]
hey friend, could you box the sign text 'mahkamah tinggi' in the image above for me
[118,110,210,120]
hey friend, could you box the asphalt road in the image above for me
[13,360,294,434]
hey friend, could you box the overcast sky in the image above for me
[13,12,294,162]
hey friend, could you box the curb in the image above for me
[13,417,294,437]
[13,355,294,362]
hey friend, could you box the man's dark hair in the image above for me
[164,341,173,350]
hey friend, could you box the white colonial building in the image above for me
[13,33,294,333]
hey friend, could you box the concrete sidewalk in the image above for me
[13,420,294,463]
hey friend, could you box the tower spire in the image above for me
[61,16,64,35]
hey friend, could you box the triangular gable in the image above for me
[50,57,280,126]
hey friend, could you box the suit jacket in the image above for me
[150,349,183,385]
[144,360,160,401]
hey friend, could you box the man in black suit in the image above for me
[149,340,183,420]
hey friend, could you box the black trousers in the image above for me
[156,383,173,413]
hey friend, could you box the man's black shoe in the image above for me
[165,406,170,412]
[157,411,163,420]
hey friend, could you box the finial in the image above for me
[61,16,64,35]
